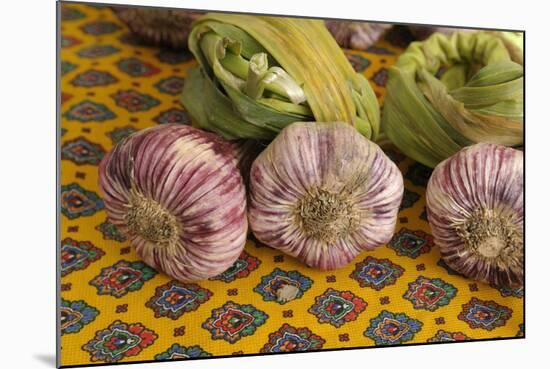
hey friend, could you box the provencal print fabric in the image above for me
[59,4,524,366]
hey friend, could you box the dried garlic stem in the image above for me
[294,187,359,245]
[454,208,522,261]
[125,187,180,250]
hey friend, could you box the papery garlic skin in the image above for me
[248,122,404,270]
[426,143,523,288]
[112,7,204,49]
[99,124,248,282]
[325,21,392,50]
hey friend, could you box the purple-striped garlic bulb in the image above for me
[112,7,204,49]
[325,21,392,50]
[98,124,248,282]
[426,143,523,288]
[248,122,404,270]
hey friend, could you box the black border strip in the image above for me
[60,0,524,32]
[56,1,62,368]
[61,336,525,368]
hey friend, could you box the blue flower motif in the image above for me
[458,298,512,331]
[80,21,121,36]
[271,332,311,352]
[153,109,190,125]
[77,45,120,59]
[60,299,99,334]
[154,76,185,96]
[495,285,524,298]
[364,310,422,345]
[106,126,137,145]
[63,100,115,122]
[350,256,404,290]
[61,61,77,76]
[61,6,85,21]
[466,304,501,326]
[389,228,434,258]
[70,70,117,88]
[82,320,157,362]
[517,323,524,337]
[61,183,104,219]
[366,46,394,55]
[345,53,371,72]
[154,344,211,360]
[61,137,106,165]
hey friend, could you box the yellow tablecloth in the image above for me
[60,4,523,366]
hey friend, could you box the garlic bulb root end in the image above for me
[125,186,180,250]
[294,187,359,245]
[426,143,523,288]
[454,207,522,261]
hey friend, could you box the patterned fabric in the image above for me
[59,4,524,366]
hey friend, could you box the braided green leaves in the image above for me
[382,31,523,168]
[181,14,380,140]
[490,31,523,65]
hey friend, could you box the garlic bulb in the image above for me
[426,143,523,288]
[248,122,404,270]
[112,7,204,49]
[325,21,392,50]
[98,124,248,282]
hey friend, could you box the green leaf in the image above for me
[182,13,380,140]
[382,31,523,167]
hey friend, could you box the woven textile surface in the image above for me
[59,4,524,366]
